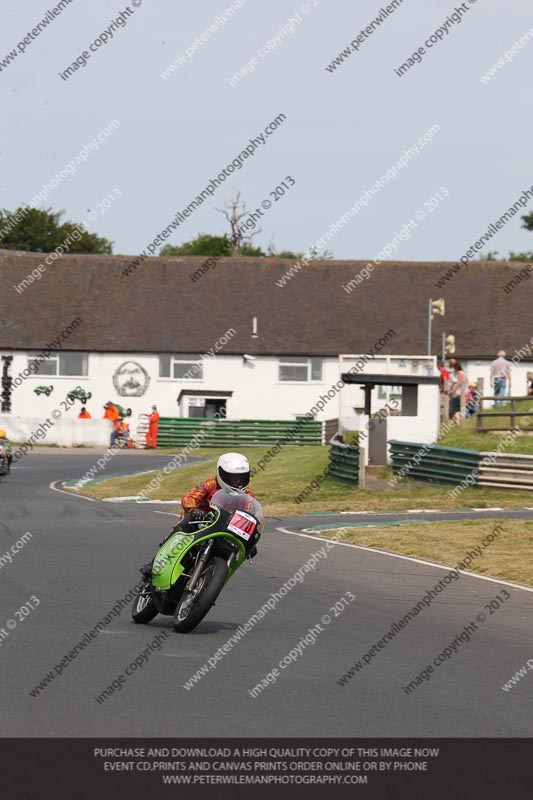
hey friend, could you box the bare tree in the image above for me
[216,192,262,255]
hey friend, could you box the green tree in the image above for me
[271,248,303,259]
[160,233,233,257]
[0,206,113,253]
[522,211,533,231]
[509,251,533,262]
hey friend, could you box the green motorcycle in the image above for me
[132,489,264,633]
[0,436,12,478]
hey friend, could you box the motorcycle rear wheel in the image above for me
[173,557,228,633]
[131,581,158,624]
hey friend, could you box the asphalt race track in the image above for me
[1,452,532,737]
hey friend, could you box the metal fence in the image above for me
[388,440,482,485]
[328,442,360,485]
[157,418,322,447]
[478,452,533,491]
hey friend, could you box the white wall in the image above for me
[0,415,112,448]
[341,382,440,465]
[461,359,531,397]
[2,351,345,422]
[2,350,531,425]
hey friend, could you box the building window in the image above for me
[28,352,88,376]
[377,385,403,400]
[279,357,323,382]
[159,354,203,380]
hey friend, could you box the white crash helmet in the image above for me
[216,452,250,494]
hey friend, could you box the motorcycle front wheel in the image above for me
[131,580,158,624]
[173,557,228,633]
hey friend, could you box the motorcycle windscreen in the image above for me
[210,489,264,532]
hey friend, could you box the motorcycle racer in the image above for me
[140,453,255,576]
[0,429,12,475]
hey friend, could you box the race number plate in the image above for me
[227,510,257,540]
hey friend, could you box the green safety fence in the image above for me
[388,440,482,485]
[328,442,360,485]
[157,418,322,447]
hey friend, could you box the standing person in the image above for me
[143,405,160,449]
[490,350,512,407]
[437,360,450,393]
[78,407,91,419]
[103,401,119,422]
[448,362,467,425]
[447,357,458,371]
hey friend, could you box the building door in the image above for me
[188,397,226,418]
[368,416,388,465]
[205,399,226,418]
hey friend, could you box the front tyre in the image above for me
[173,557,228,633]
[131,581,158,624]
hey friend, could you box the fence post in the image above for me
[359,447,365,487]
[441,391,449,422]
[476,377,484,431]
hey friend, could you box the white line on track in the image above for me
[153,511,181,516]
[275,526,533,594]
[49,480,97,501]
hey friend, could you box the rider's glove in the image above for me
[189,508,205,522]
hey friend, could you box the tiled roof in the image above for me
[0,251,527,358]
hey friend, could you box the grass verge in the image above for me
[66,446,533,516]
[440,397,533,451]
[314,519,533,586]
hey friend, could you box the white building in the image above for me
[1,251,531,445]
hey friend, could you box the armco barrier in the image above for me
[157,418,322,447]
[388,440,482,485]
[328,442,360,485]
[478,452,533,490]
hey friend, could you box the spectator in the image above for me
[78,407,91,419]
[447,357,458,371]
[111,417,129,448]
[448,362,467,425]
[119,419,131,447]
[527,372,533,396]
[437,359,450,393]
[103,401,119,422]
[143,405,160,449]
[466,382,480,417]
[490,350,511,407]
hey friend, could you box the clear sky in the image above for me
[1,0,532,261]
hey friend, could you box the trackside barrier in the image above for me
[388,440,482,486]
[157,418,322,447]
[478,452,533,491]
[328,442,360,485]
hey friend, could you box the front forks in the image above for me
[185,540,214,593]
